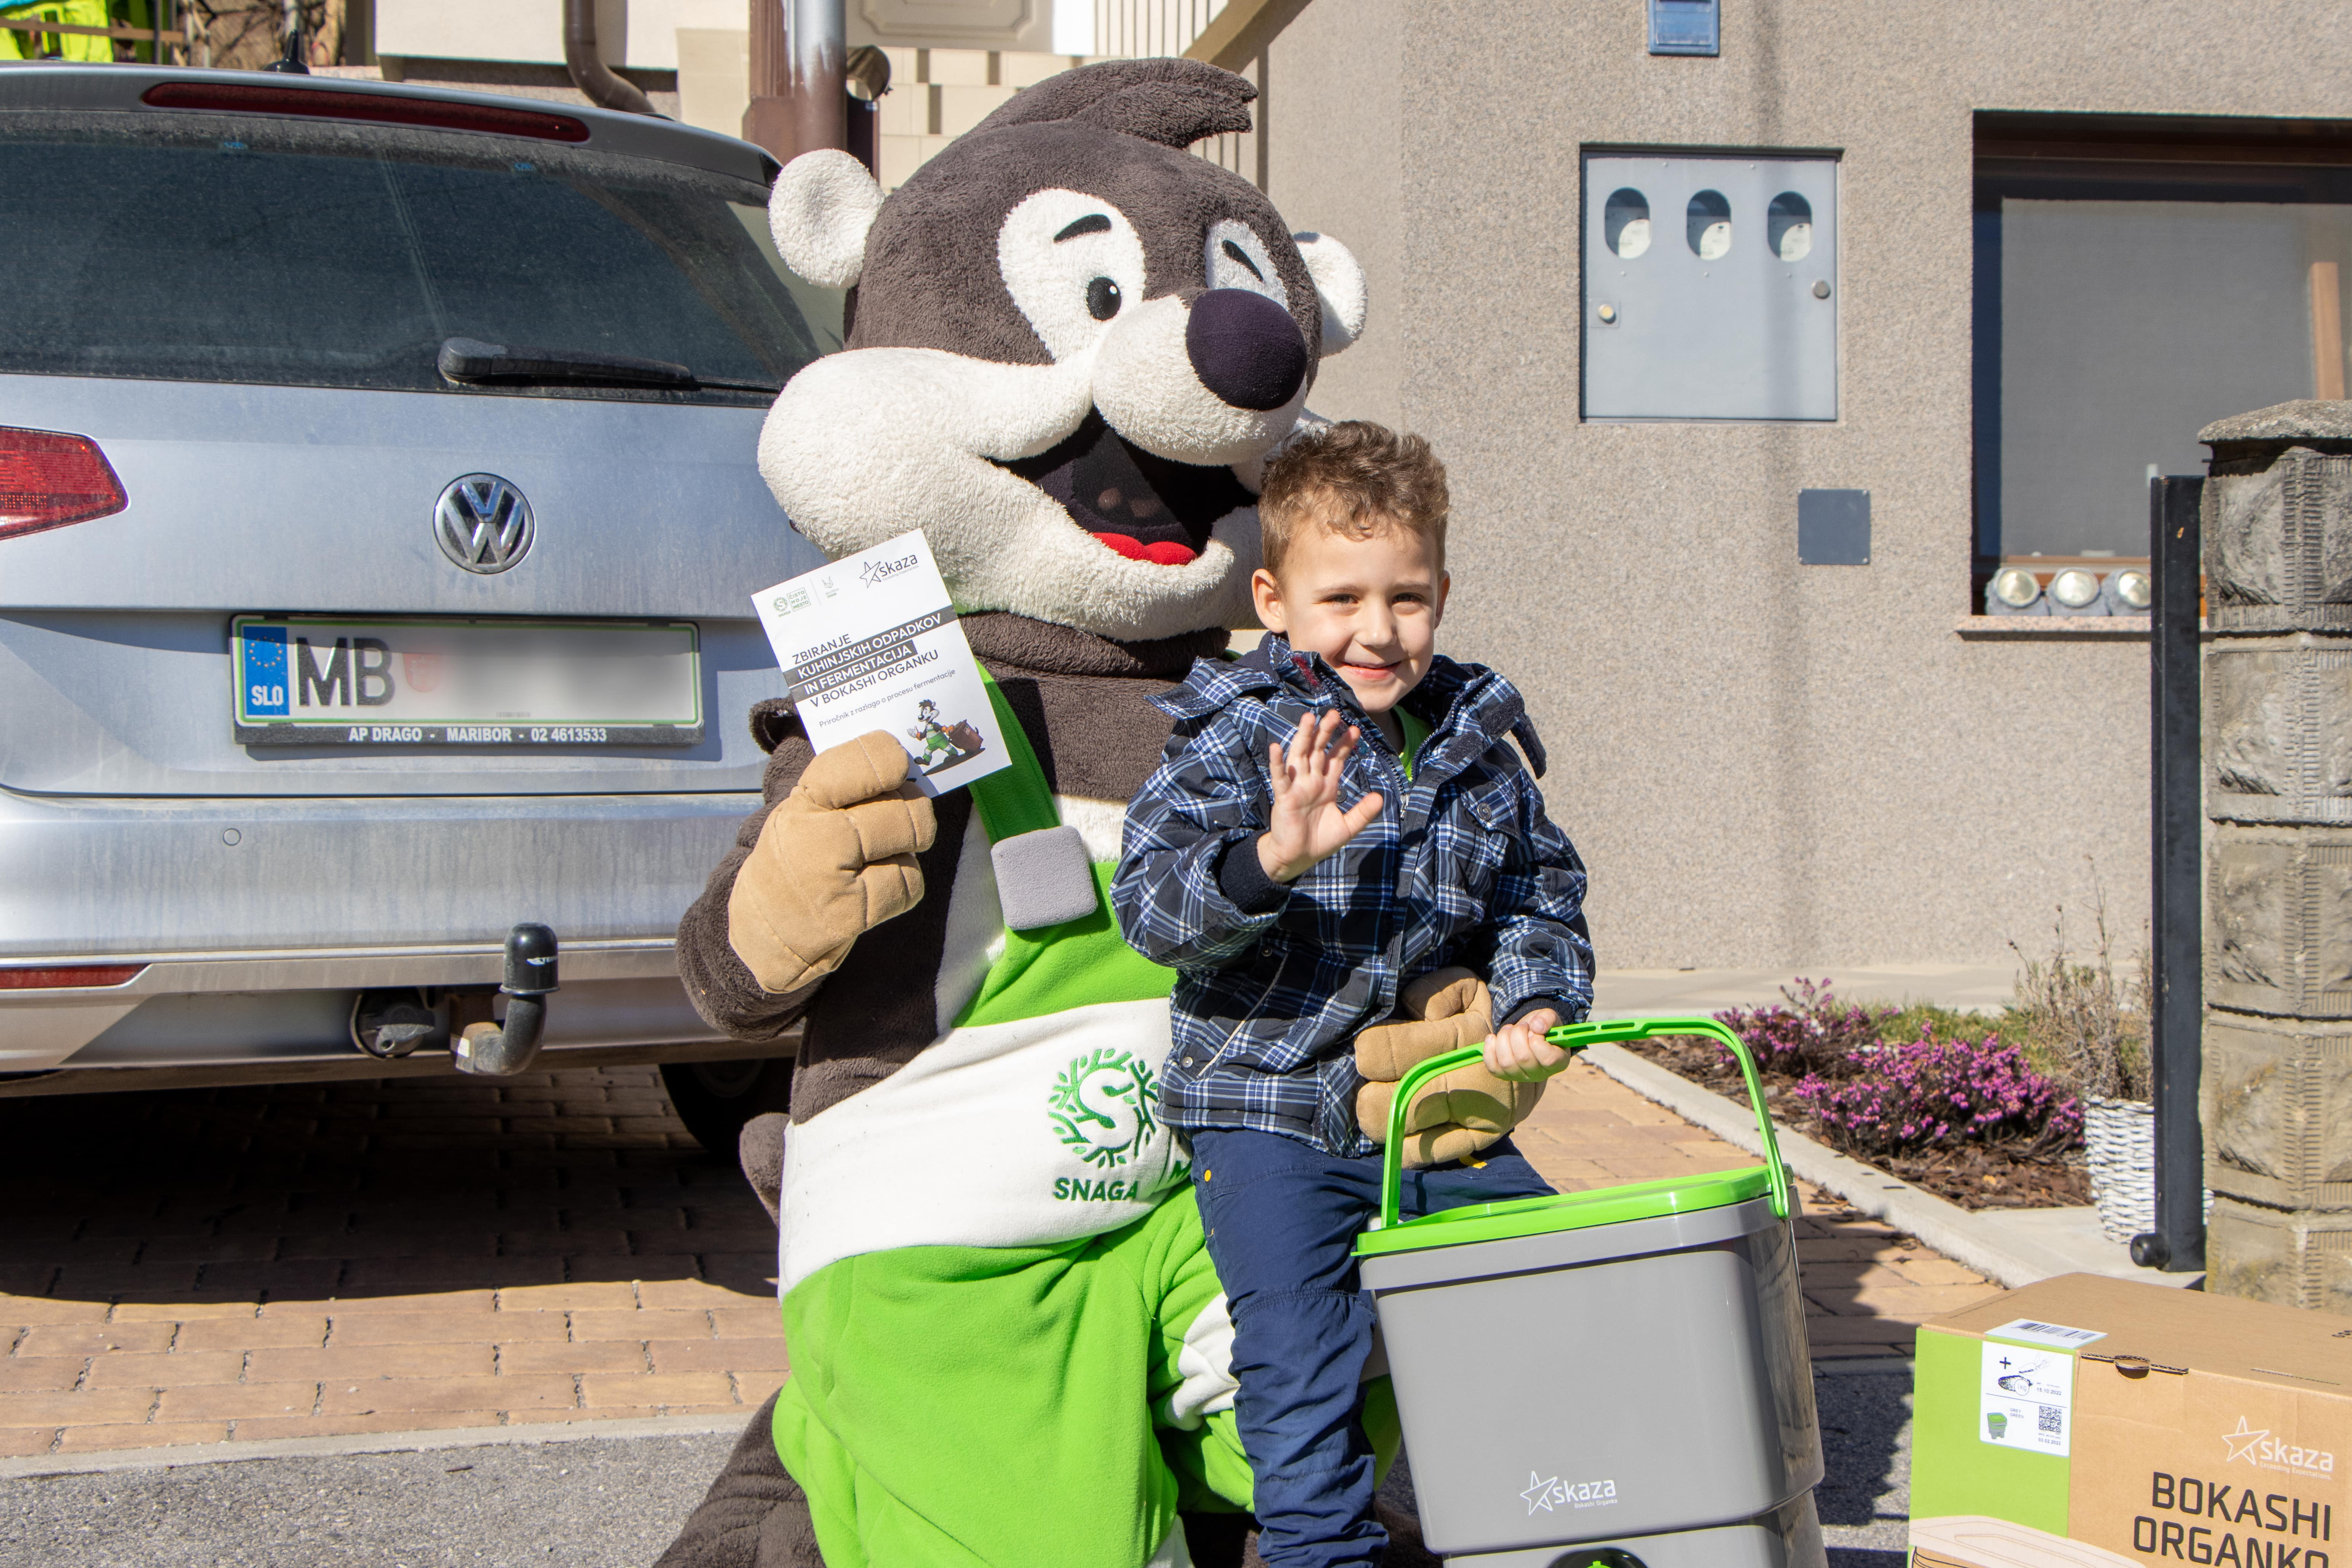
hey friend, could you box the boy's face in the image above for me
[1251,514,1448,717]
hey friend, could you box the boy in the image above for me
[1111,421,1594,1568]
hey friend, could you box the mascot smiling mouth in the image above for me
[995,412,1255,567]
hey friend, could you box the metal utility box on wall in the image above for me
[1583,152,1839,421]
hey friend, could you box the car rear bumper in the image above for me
[0,787,764,1073]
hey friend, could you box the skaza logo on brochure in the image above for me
[2224,1417,2337,1477]
[1046,1048,1159,1170]
[857,552,920,586]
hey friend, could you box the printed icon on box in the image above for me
[907,698,987,774]
[1986,1413,2008,1440]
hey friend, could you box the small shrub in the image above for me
[1713,977,1889,1078]
[1795,1028,2082,1159]
[2009,890,2151,1103]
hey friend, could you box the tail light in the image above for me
[0,428,127,542]
[0,964,145,989]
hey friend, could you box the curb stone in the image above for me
[0,1411,756,1482]
[1581,1042,2095,1290]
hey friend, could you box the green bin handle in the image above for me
[1372,1016,1792,1233]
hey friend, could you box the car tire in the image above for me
[660,1057,796,1154]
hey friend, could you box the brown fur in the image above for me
[845,74,1319,368]
[674,613,1220,1124]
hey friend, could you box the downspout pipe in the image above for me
[564,0,658,117]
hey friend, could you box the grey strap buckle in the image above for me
[990,825,1099,931]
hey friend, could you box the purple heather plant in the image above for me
[1793,1027,2082,1158]
[1712,977,1887,1078]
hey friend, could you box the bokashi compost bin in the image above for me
[1356,1017,1827,1568]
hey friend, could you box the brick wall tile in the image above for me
[15,1322,176,1358]
[649,1338,789,1374]
[708,1308,786,1339]
[498,1340,647,1375]
[568,1308,712,1343]
[56,1421,230,1453]
[0,1357,87,1392]
[0,1426,56,1456]
[177,1315,325,1351]
[0,1389,166,1426]
[327,1312,556,1347]
[318,1373,577,1416]
[248,1343,494,1383]
[580,1372,735,1408]
[85,1351,246,1388]
[156,1382,320,1421]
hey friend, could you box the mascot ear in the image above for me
[1292,233,1368,358]
[770,150,884,289]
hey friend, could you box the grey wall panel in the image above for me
[1584,154,1838,421]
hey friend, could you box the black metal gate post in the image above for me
[2135,475,2206,1272]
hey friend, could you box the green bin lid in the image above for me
[1352,1164,1773,1260]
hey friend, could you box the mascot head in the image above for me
[757,58,1368,643]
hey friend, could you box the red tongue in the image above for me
[1092,531,1198,567]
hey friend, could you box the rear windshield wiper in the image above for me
[437,337,781,395]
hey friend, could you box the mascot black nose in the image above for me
[1185,288,1309,412]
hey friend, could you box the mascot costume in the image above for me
[656,58,1543,1568]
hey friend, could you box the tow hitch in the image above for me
[453,923,559,1076]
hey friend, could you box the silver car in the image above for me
[0,63,834,1146]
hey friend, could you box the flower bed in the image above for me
[1624,979,2091,1211]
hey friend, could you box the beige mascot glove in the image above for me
[727,731,936,995]
[1354,967,1546,1169]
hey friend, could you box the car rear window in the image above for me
[0,110,841,403]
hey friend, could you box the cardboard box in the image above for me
[1913,1274,2352,1568]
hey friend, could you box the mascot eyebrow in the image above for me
[1056,214,1114,241]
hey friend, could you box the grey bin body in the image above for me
[1360,1196,1824,1566]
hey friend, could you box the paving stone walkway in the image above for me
[0,1068,782,1458]
[1513,1058,2000,1358]
[0,1054,1994,1457]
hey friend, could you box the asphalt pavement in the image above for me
[0,1429,739,1568]
[0,1368,1914,1567]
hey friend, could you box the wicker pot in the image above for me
[2083,1095,2211,1243]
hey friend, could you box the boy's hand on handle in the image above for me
[1355,968,1548,1169]
[1257,709,1384,884]
[728,731,936,995]
[1483,1007,1571,1082]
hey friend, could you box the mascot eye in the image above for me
[1086,276,1122,321]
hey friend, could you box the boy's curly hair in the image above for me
[1257,420,1448,575]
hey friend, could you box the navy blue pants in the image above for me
[1189,1127,1555,1568]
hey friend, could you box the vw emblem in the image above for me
[434,474,534,573]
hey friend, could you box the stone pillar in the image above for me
[2200,401,2352,1308]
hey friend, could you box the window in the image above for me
[1974,113,2352,603]
[0,111,841,403]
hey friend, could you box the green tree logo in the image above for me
[1047,1049,1160,1168]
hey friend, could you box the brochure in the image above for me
[750,529,1010,795]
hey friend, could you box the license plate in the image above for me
[232,616,703,747]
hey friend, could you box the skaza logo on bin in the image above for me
[1522,1472,1617,1515]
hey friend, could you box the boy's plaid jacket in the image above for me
[1111,636,1593,1155]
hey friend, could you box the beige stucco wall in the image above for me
[1252,0,2352,972]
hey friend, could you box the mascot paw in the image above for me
[728,731,937,994]
[1353,967,1543,1169]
